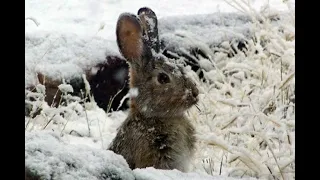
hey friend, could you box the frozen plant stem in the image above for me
[43,114,56,130]
[84,109,91,137]
[51,89,60,108]
[219,154,224,175]
[25,17,40,26]
[97,118,104,148]
[106,82,126,113]
[60,106,76,136]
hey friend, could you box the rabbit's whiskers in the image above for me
[195,104,201,112]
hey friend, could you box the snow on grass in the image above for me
[184,2,295,179]
[25,90,127,149]
[25,0,294,179]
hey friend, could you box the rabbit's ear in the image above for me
[138,7,160,53]
[116,13,144,63]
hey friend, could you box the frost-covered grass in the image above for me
[25,0,294,179]
[186,2,295,179]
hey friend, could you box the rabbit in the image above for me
[108,7,199,172]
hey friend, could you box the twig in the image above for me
[266,164,276,180]
[60,105,76,136]
[267,143,285,180]
[219,154,224,175]
[25,17,40,26]
[278,72,295,90]
[97,118,104,148]
[43,114,56,130]
[106,82,127,113]
[84,108,91,137]
[221,116,238,130]
[51,89,60,108]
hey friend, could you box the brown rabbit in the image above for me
[108,7,199,172]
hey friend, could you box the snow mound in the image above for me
[159,12,253,47]
[25,31,120,87]
[25,131,134,180]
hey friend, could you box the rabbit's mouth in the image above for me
[182,88,199,107]
[181,95,198,110]
[186,95,199,107]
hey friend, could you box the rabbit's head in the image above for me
[116,7,199,118]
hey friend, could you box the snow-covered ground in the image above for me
[25,0,295,179]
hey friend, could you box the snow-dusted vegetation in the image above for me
[25,0,294,179]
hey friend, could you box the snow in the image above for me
[25,131,135,180]
[25,31,119,87]
[129,88,139,98]
[58,83,74,93]
[25,0,295,179]
[133,167,253,180]
[25,0,293,87]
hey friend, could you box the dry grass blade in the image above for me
[106,82,127,113]
[279,72,295,90]
[25,17,40,26]
[221,116,238,130]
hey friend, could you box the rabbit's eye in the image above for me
[157,73,170,84]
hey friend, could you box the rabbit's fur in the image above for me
[108,7,199,172]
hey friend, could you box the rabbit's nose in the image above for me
[192,87,199,98]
